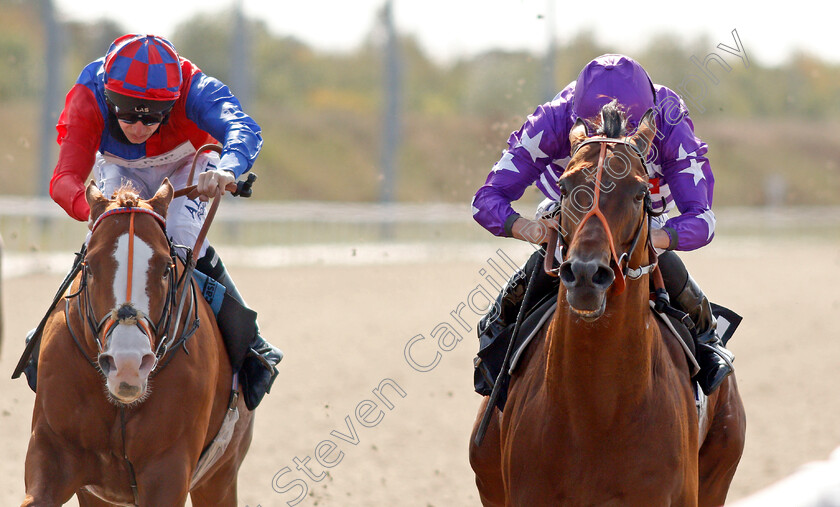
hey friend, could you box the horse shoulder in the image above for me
[504,323,551,419]
[499,325,556,482]
[652,315,694,389]
[37,309,111,430]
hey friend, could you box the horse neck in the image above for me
[545,277,659,421]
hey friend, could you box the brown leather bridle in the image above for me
[79,206,181,363]
[544,137,658,294]
[67,143,249,374]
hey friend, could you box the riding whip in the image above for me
[474,252,542,446]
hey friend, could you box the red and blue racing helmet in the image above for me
[103,34,182,115]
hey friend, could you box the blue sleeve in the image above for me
[184,73,263,178]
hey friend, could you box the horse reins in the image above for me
[68,143,232,372]
[70,206,196,371]
[59,144,247,506]
[544,137,658,294]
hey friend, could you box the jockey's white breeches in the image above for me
[88,150,220,260]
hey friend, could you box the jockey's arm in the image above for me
[650,228,672,250]
[473,102,565,240]
[657,105,716,252]
[51,84,104,222]
[185,71,262,179]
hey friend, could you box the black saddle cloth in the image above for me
[473,292,557,411]
[473,297,741,413]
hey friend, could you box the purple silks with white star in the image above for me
[472,80,715,251]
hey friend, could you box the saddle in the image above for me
[473,295,741,412]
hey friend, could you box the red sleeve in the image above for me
[50,84,104,222]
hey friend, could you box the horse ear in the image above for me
[569,118,588,151]
[632,108,657,156]
[86,180,109,223]
[147,178,174,218]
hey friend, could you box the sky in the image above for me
[53,0,837,67]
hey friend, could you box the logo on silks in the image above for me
[184,198,208,221]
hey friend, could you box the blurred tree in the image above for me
[461,50,541,116]
[0,1,839,205]
[0,0,42,100]
[62,19,124,85]
[171,13,232,82]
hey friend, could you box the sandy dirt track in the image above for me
[1,236,839,506]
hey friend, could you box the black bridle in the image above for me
[66,206,199,375]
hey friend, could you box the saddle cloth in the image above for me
[473,297,741,412]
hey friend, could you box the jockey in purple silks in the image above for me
[472,54,733,396]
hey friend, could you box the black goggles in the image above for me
[114,109,170,126]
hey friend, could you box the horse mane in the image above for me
[111,182,142,208]
[595,99,627,138]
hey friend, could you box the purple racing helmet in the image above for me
[572,54,655,126]
[103,34,182,115]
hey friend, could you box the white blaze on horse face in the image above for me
[102,232,156,402]
[113,233,153,314]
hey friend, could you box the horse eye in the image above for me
[634,190,646,202]
[558,182,568,197]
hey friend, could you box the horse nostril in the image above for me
[592,265,615,289]
[98,354,116,375]
[139,353,157,375]
[559,262,576,286]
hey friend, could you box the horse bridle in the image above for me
[68,206,198,373]
[544,136,659,295]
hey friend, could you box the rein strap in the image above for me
[547,136,658,291]
[126,213,135,302]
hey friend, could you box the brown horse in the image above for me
[22,180,253,506]
[470,108,746,506]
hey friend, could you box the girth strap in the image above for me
[120,407,141,506]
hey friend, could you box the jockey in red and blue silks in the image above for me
[472,54,733,397]
[32,34,280,410]
[51,33,260,224]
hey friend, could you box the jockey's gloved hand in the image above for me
[197,169,235,201]
[196,151,245,201]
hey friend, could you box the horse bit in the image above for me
[543,135,663,294]
[66,206,199,373]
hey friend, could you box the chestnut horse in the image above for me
[470,107,746,506]
[22,180,253,506]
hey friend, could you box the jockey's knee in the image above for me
[657,250,690,296]
[166,205,209,259]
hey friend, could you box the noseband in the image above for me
[545,137,658,294]
[68,206,198,373]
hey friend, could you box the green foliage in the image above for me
[171,13,233,82]
[62,19,124,81]
[1,3,840,207]
[0,1,41,100]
